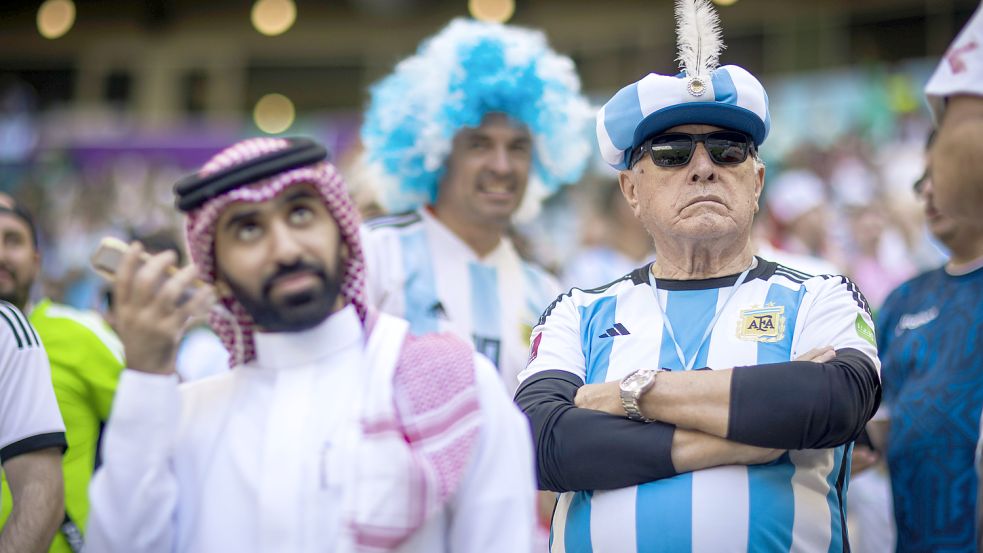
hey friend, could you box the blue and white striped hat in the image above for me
[597,65,771,170]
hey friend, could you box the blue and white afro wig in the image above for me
[361,18,593,221]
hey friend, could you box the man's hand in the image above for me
[574,381,624,416]
[795,346,836,363]
[112,242,214,375]
[850,444,880,475]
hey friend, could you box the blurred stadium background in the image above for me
[0,0,975,311]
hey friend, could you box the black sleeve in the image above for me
[0,431,67,464]
[514,370,677,493]
[727,348,881,449]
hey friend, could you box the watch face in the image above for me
[622,370,653,393]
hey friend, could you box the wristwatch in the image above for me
[620,368,660,422]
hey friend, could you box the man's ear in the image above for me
[752,163,766,214]
[619,170,641,217]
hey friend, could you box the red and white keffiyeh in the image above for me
[182,137,479,551]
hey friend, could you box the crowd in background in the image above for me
[0,77,946,320]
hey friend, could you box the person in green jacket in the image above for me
[0,194,123,553]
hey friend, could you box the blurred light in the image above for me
[251,0,296,36]
[37,0,76,40]
[253,93,295,134]
[468,0,515,23]
[712,0,739,5]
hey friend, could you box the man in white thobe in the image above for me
[86,137,536,553]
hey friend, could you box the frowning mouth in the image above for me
[685,195,726,209]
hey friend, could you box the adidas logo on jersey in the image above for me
[598,323,630,338]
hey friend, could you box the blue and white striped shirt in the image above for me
[519,259,880,553]
[361,208,560,394]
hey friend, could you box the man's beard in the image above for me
[226,260,341,333]
[0,265,31,310]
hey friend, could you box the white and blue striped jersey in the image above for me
[361,208,560,393]
[519,258,880,553]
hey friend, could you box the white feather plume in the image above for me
[674,0,725,79]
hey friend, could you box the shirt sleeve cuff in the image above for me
[0,432,67,464]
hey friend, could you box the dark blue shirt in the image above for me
[879,265,983,553]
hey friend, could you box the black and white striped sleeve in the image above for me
[0,302,66,464]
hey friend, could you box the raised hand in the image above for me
[111,242,215,375]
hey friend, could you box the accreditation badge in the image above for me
[737,304,786,342]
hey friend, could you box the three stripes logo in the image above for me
[598,323,630,339]
[0,302,39,350]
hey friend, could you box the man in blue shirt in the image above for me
[878,8,983,550]
[876,149,983,552]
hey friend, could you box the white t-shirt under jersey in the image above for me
[361,208,560,394]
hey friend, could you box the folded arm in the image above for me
[577,347,880,450]
[515,370,781,493]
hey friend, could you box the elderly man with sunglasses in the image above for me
[514,3,882,551]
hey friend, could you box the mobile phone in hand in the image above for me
[90,237,209,304]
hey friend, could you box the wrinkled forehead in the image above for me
[661,123,733,135]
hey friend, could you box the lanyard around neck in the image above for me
[648,265,752,372]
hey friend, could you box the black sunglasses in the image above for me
[629,131,755,169]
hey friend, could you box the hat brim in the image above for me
[626,103,767,167]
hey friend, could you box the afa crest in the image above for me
[737,304,786,342]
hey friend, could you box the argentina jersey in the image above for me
[519,258,880,553]
[361,208,560,393]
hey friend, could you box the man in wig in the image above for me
[515,1,881,551]
[85,137,536,552]
[360,18,592,395]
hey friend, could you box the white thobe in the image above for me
[86,306,536,553]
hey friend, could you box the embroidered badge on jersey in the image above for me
[737,304,785,342]
[527,331,542,365]
[855,313,876,346]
